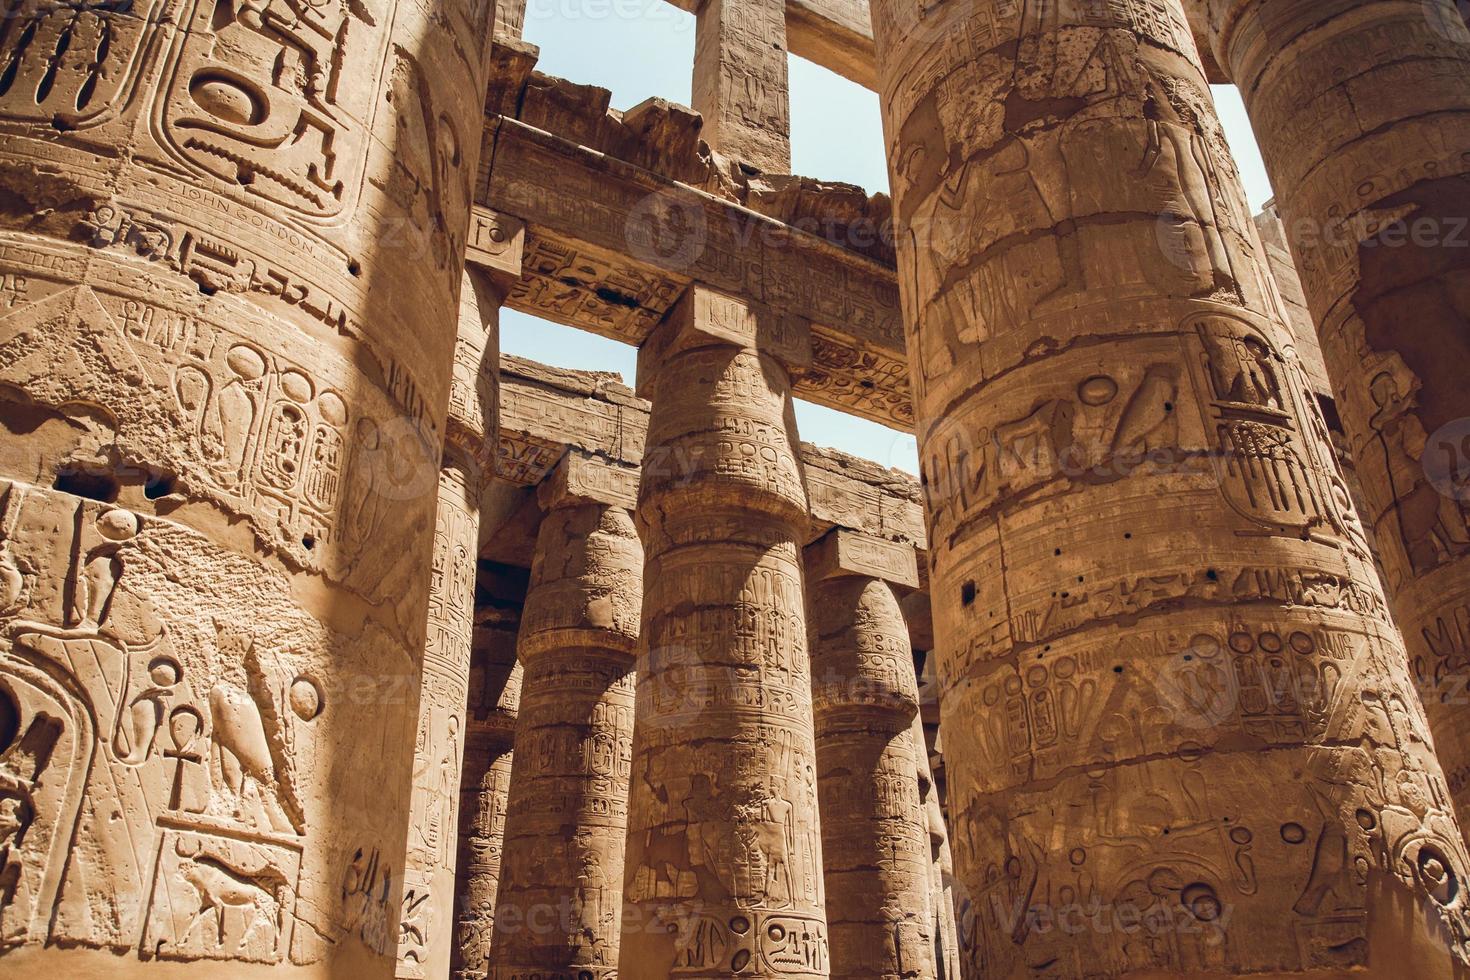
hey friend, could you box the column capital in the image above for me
[805,527,919,591]
[536,449,639,512]
[635,284,812,398]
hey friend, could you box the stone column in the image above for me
[692,0,791,172]
[871,0,1470,974]
[1199,0,1470,827]
[910,714,960,980]
[806,529,933,979]
[488,452,643,978]
[621,285,828,977]
[397,225,522,978]
[453,579,528,980]
[0,0,495,971]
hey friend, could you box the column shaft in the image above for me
[871,0,1470,973]
[0,0,495,971]
[807,530,934,979]
[621,286,828,977]
[692,0,792,172]
[453,593,526,980]
[489,454,643,978]
[455,735,518,980]
[1205,0,1470,827]
[910,715,960,980]
[397,256,518,977]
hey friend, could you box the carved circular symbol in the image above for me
[149,656,181,687]
[190,71,266,127]
[1228,631,1255,654]
[1068,847,1086,867]
[1258,631,1283,653]
[1289,631,1315,655]
[1424,417,1470,502]
[1077,375,1118,406]
[280,370,313,404]
[729,916,750,935]
[731,951,751,971]
[1054,656,1077,679]
[1180,882,1221,921]
[1355,809,1378,831]
[290,677,323,721]
[1229,827,1253,846]
[1417,844,1459,905]
[226,345,267,381]
[318,391,348,426]
[97,508,140,542]
[1188,634,1221,659]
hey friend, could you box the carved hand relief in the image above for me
[0,479,389,963]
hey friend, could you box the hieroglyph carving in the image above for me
[489,479,642,980]
[621,289,829,977]
[0,480,383,963]
[871,0,1470,973]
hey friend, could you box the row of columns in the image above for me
[436,445,946,978]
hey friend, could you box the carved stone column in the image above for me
[397,229,522,978]
[1199,0,1470,828]
[805,529,933,979]
[0,0,496,971]
[453,577,527,980]
[621,285,828,977]
[488,452,642,979]
[692,0,791,172]
[871,0,1470,974]
[909,714,959,980]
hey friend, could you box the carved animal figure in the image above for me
[178,851,285,953]
[208,680,294,833]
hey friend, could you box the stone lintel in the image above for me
[480,116,912,428]
[805,526,919,590]
[536,449,640,512]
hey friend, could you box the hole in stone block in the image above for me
[960,581,976,606]
[144,472,177,499]
[0,687,19,756]
[54,468,118,502]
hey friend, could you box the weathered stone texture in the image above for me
[620,287,830,977]
[872,0,1470,974]
[488,453,642,979]
[807,530,933,979]
[453,580,526,980]
[1201,0,1470,837]
[0,0,497,970]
